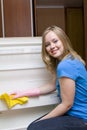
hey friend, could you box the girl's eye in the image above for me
[45,43,50,47]
[53,40,58,43]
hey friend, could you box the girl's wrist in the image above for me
[25,88,40,97]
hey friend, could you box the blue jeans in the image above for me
[27,114,87,130]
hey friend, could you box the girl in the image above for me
[13,26,87,130]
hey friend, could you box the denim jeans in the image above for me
[27,114,87,130]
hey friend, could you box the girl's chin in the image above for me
[52,53,60,57]
[51,55,59,58]
[52,54,62,59]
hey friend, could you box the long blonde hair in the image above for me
[42,25,85,74]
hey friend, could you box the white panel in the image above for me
[0,54,42,64]
[0,106,55,130]
[0,37,42,45]
[0,68,51,81]
[0,68,52,93]
[0,37,59,130]
[0,45,41,54]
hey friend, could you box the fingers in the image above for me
[8,93,18,99]
[11,95,18,99]
[12,93,23,99]
[9,91,17,95]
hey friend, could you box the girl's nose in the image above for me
[50,43,55,49]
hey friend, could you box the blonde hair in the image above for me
[42,25,85,74]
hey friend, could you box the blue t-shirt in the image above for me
[56,56,87,122]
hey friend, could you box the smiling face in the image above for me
[45,31,64,60]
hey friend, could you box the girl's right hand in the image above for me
[10,88,40,99]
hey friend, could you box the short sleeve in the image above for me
[57,59,78,81]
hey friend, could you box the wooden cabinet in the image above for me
[1,0,33,37]
[34,7,65,36]
[34,0,66,36]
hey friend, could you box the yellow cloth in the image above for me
[0,93,29,109]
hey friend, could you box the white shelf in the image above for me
[0,91,59,112]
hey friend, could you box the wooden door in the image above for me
[3,0,33,37]
[34,0,66,36]
[66,8,84,59]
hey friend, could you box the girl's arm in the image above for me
[12,76,56,99]
[40,77,75,120]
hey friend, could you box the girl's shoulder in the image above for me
[57,57,80,79]
[58,56,79,69]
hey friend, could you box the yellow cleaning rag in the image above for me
[0,93,29,109]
